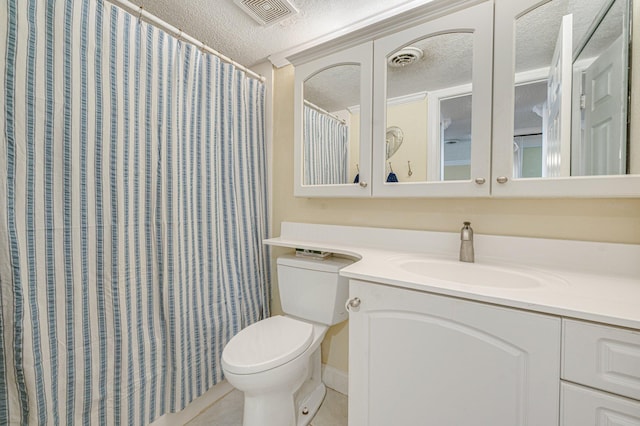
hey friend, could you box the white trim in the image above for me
[514,67,549,84]
[386,91,428,107]
[428,82,472,100]
[349,91,428,114]
[427,83,473,181]
[347,104,361,114]
[268,0,440,67]
[150,381,235,426]
[322,364,349,395]
[275,0,487,67]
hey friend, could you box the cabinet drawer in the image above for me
[561,382,640,425]
[562,319,640,400]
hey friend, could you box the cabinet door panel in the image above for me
[294,42,373,197]
[492,0,640,197]
[348,280,561,426]
[371,1,493,197]
[561,382,640,426]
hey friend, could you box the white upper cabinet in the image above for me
[294,43,373,197]
[372,1,494,197]
[492,0,639,197]
[291,0,638,198]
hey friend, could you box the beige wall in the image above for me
[386,98,428,182]
[271,64,640,374]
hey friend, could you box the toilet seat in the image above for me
[222,315,314,375]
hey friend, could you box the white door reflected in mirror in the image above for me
[513,0,632,179]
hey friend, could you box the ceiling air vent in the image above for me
[388,47,424,68]
[234,0,299,26]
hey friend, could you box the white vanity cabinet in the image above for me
[560,320,640,425]
[348,279,562,426]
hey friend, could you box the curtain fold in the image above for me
[303,106,349,185]
[0,0,270,424]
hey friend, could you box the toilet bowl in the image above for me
[221,254,353,426]
[222,316,328,426]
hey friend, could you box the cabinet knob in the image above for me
[474,177,486,185]
[359,181,368,188]
[346,297,361,312]
[496,176,509,184]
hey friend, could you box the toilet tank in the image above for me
[277,254,354,326]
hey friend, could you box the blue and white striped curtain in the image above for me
[303,106,348,185]
[0,0,270,424]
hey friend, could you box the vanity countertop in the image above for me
[265,222,640,330]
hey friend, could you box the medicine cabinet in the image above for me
[294,43,373,197]
[291,0,640,198]
[492,0,640,197]
[371,2,493,197]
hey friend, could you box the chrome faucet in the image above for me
[460,221,474,263]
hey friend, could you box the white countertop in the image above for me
[265,222,640,330]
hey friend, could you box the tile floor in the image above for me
[187,387,348,426]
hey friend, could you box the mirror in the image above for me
[302,64,361,185]
[385,32,474,183]
[513,0,632,179]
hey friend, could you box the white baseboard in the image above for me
[321,364,348,396]
[151,380,234,426]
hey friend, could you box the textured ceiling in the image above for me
[515,0,624,72]
[129,0,432,67]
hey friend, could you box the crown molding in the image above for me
[268,0,486,67]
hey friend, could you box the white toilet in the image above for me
[221,253,353,426]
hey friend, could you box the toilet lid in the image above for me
[222,315,313,375]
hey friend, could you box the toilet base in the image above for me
[297,382,326,426]
[243,390,297,426]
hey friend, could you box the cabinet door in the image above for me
[371,1,493,197]
[561,382,640,426]
[348,280,561,426]
[294,42,373,197]
[492,0,640,197]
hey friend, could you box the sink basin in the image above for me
[391,256,563,289]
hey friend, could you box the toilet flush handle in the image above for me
[345,297,361,312]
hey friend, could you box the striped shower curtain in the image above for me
[303,106,348,185]
[0,0,270,424]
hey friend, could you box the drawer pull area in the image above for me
[561,382,640,425]
[563,319,640,400]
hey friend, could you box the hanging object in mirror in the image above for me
[387,162,399,183]
[386,126,404,159]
